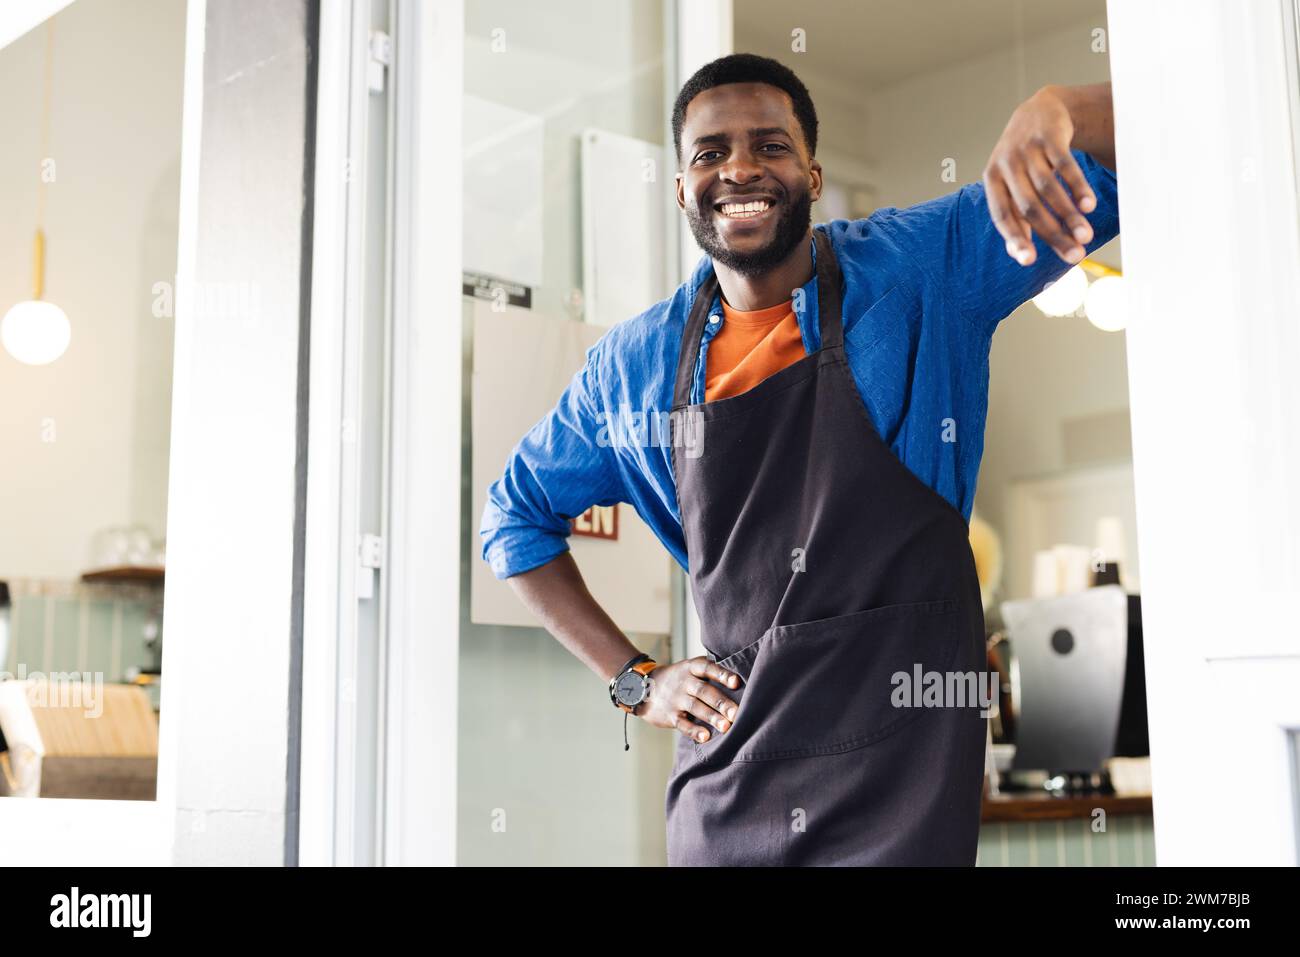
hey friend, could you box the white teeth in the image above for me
[719,199,773,218]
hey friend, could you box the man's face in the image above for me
[676,82,822,277]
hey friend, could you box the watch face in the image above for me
[615,671,646,705]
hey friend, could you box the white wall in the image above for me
[0,0,184,580]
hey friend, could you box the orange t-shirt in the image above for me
[704,298,806,401]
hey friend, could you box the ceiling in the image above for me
[734,0,1108,90]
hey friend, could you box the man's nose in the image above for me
[719,149,763,184]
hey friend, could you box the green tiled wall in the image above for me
[3,588,161,709]
[977,815,1156,866]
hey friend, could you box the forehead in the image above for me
[682,82,799,141]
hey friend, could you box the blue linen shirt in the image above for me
[481,148,1119,580]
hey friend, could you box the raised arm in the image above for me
[877,142,1118,336]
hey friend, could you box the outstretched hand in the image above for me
[983,85,1097,267]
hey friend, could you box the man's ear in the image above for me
[675,172,686,212]
[809,158,824,203]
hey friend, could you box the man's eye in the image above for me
[760,143,789,152]
[695,150,723,163]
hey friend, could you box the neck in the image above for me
[714,230,814,311]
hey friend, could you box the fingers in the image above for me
[1042,140,1097,215]
[987,145,1096,266]
[673,712,712,744]
[982,166,1034,265]
[1025,150,1093,248]
[687,655,741,687]
[1000,159,1080,264]
[683,695,732,741]
[685,672,738,723]
[676,656,742,742]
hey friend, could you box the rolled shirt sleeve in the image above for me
[479,344,626,580]
[883,147,1120,334]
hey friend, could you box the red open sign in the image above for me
[571,504,618,540]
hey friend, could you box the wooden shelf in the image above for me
[80,566,165,584]
[982,789,1153,823]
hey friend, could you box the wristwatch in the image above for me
[610,653,658,712]
[609,653,658,750]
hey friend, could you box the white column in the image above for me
[1108,0,1300,864]
[674,0,733,284]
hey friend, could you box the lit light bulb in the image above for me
[2,299,71,365]
[1032,265,1088,317]
[1084,275,1127,332]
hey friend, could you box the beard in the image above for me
[684,185,813,278]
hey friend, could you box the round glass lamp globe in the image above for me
[1084,275,1128,332]
[1,299,71,365]
[1032,265,1088,317]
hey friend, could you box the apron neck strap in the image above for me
[672,228,844,410]
[673,270,716,409]
[812,227,845,351]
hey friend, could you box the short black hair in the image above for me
[672,53,819,166]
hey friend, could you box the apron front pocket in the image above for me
[696,598,964,763]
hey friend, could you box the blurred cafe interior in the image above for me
[0,0,181,803]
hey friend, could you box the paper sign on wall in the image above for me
[469,301,671,634]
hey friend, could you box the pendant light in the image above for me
[1031,258,1128,332]
[1031,264,1088,317]
[2,19,70,366]
[1081,260,1128,332]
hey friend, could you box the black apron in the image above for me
[663,229,988,866]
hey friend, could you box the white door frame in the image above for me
[1108,0,1300,864]
[256,0,464,869]
[379,0,463,867]
[299,0,408,867]
[298,0,362,868]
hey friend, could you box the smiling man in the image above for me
[480,53,1118,866]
